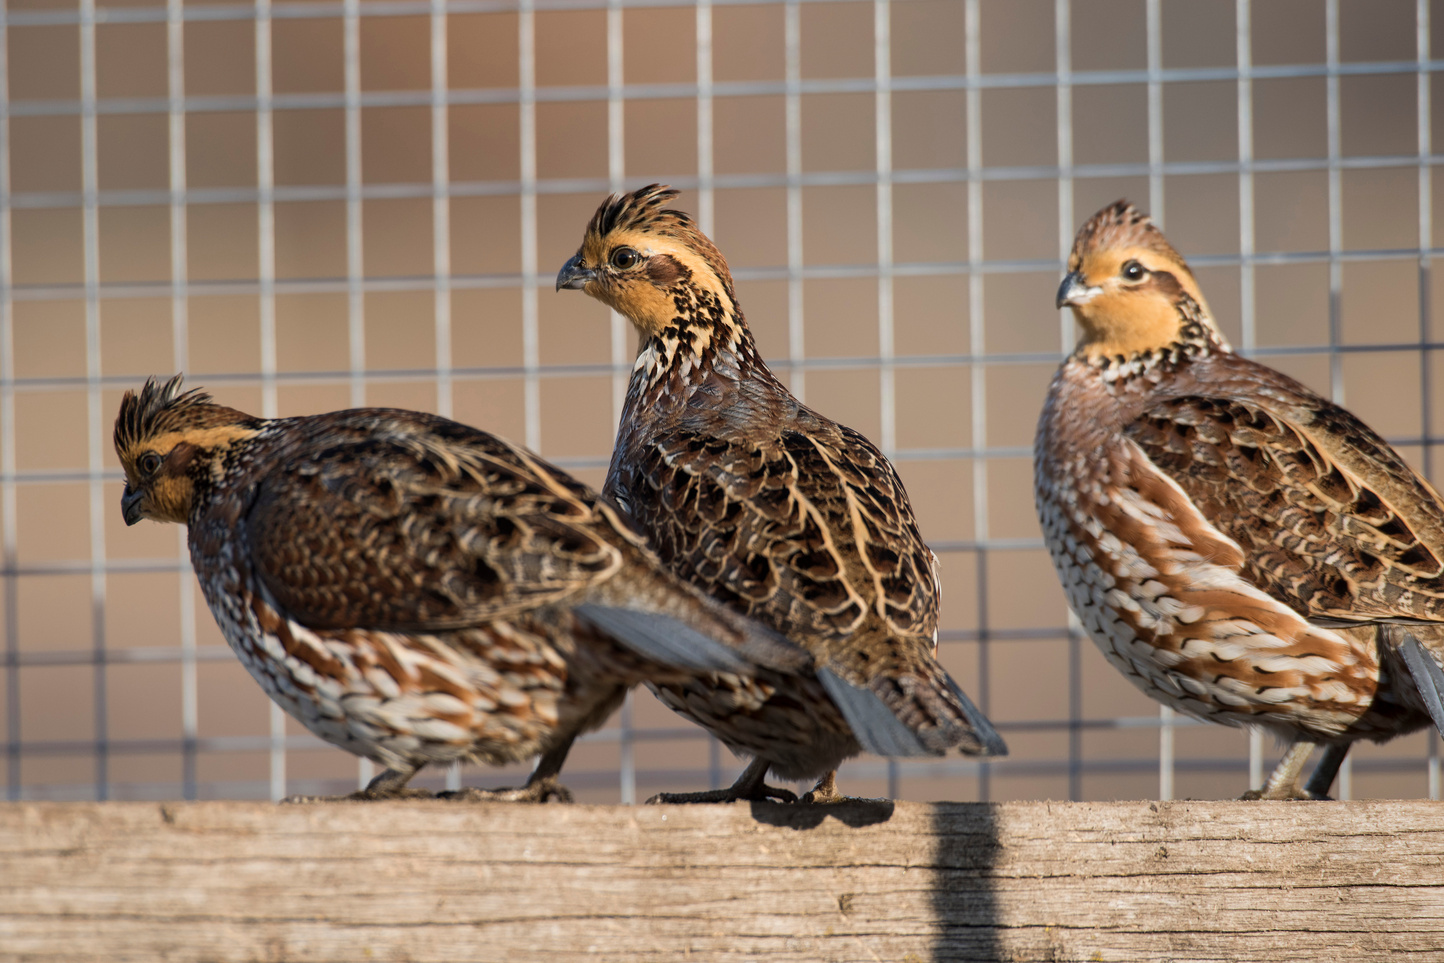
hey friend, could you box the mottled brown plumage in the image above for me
[114,375,810,802]
[558,185,1006,803]
[1037,200,1444,799]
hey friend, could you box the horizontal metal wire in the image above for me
[10,247,1444,314]
[9,0,878,29]
[7,154,1442,213]
[6,56,1441,122]
[0,713,1208,762]
[7,324,1444,397]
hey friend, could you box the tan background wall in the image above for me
[3,0,1441,803]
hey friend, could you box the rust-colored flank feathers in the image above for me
[558,185,1007,804]
[114,375,810,802]
[1038,200,1444,799]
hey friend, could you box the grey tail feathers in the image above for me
[574,603,808,676]
[817,668,935,758]
[815,667,1008,760]
[944,675,1008,757]
[1401,634,1444,739]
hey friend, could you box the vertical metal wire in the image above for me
[1235,0,1267,797]
[431,0,460,794]
[1054,0,1073,335]
[345,0,365,409]
[356,755,373,791]
[607,0,628,425]
[1144,0,1175,802]
[345,0,369,796]
[254,0,286,802]
[1236,0,1255,353]
[432,0,453,423]
[167,0,199,801]
[874,0,894,457]
[1322,0,1352,800]
[784,0,805,403]
[605,0,635,807]
[1432,731,1442,802]
[1146,0,1164,224]
[519,0,540,454]
[695,0,714,238]
[0,0,16,802]
[1324,0,1344,405]
[872,0,900,799]
[1417,0,1441,803]
[1053,0,1082,802]
[964,0,990,802]
[695,0,725,793]
[79,0,111,801]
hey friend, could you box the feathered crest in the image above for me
[1070,200,1188,273]
[587,184,691,239]
[113,374,222,452]
[583,183,734,294]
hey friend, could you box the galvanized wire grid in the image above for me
[2,0,1442,802]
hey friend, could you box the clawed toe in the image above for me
[438,779,573,804]
[281,787,436,804]
[800,787,874,805]
[645,783,799,805]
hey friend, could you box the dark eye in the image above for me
[138,453,163,476]
[610,247,640,269]
[1121,260,1146,282]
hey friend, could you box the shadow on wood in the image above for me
[2,800,1440,962]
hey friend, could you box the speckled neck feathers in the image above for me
[629,281,780,415]
[1080,290,1225,385]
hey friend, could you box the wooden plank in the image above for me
[1,799,1441,962]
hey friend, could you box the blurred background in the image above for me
[4,0,1442,803]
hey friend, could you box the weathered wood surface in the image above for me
[1,799,1441,962]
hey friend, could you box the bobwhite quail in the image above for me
[114,375,811,802]
[1036,200,1444,799]
[557,185,1007,804]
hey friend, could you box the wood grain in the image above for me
[1,799,1440,962]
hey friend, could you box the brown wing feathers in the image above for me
[1127,390,1444,625]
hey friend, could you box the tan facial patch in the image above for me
[582,229,733,337]
[117,423,259,524]
[1067,246,1215,361]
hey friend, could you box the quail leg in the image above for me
[799,769,891,804]
[1300,743,1349,800]
[646,757,799,805]
[282,763,436,803]
[1240,740,1329,800]
[801,770,844,804]
[439,738,577,804]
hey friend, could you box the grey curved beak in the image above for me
[556,254,596,291]
[121,486,145,526]
[1056,271,1088,309]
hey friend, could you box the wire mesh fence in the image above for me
[2,0,1442,803]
